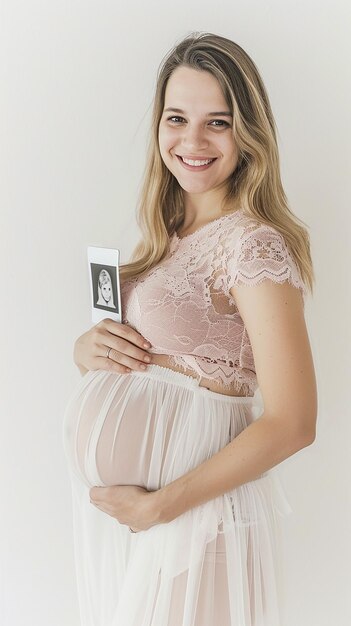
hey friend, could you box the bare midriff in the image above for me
[149,353,250,397]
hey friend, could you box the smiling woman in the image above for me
[158,68,239,206]
[63,31,316,626]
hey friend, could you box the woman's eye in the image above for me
[210,120,229,127]
[167,116,186,124]
[167,116,229,127]
[167,116,184,123]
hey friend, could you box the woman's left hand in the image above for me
[89,485,160,533]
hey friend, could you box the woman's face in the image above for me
[158,66,239,199]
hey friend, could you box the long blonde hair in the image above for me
[120,31,314,295]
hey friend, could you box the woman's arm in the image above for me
[154,280,318,524]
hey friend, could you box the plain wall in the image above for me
[1,1,350,624]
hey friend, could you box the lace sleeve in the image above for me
[223,221,307,301]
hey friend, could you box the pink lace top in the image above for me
[121,208,307,397]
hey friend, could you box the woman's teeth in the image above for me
[181,157,214,166]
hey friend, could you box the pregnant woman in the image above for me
[63,32,318,626]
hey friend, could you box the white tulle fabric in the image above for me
[63,364,293,626]
[121,208,306,396]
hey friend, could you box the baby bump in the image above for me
[63,369,159,488]
[63,367,252,490]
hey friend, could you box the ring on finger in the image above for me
[106,347,112,359]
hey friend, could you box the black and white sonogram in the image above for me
[87,246,122,323]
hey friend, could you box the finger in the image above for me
[94,326,152,371]
[97,355,136,375]
[97,318,151,350]
[103,346,152,372]
[104,338,152,364]
[90,486,105,501]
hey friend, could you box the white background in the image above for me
[1,1,350,624]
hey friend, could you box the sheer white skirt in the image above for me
[62,363,292,626]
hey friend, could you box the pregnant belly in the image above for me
[63,370,159,488]
[63,362,253,491]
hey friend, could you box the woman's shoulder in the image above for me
[223,209,281,234]
[173,208,288,262]
[222,209,293,254]
[221,211,307,299]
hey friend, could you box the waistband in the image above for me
[130,363,254,404]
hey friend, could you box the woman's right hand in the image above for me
[73,318,152,376]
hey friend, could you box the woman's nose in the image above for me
[181,124,209,149]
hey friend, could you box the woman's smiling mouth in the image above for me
[176,155,217,171]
